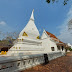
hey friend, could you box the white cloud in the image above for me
[58,5,72,44]
[0,21,6,25]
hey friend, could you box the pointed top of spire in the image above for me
[30,9,34,21]
[19,9,40,38]
[33,9,34,12]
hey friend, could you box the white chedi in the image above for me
[7,9,43,56]
[19,9,40,39]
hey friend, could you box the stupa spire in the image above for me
[30,9,34,21]
[19,9,40,39]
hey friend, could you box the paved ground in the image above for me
[21,52,72,72]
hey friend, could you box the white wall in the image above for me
[41,30,58,53]
[0,52,65,72]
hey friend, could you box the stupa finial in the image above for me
[30,9,34,20]
[33,9,34,12]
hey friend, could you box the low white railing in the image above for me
[0,52,65,72]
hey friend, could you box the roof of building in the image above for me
[46,31,63,44]
[46,31,58,39]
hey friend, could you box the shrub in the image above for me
[69,48,72,51]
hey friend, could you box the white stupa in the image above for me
[7,9,43,56]
[19,9,40,39]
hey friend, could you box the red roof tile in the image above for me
[46,31,63,43]
[46,31,58,39]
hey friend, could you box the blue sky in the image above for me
[0,0,72,44]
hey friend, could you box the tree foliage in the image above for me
[69,48,72,51]
[46,0,69,5]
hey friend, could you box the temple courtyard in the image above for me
[21,52,72,72]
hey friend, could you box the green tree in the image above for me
[46,0,69,5]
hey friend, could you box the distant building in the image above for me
[0,39,14,53]
[67,43,72,49]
